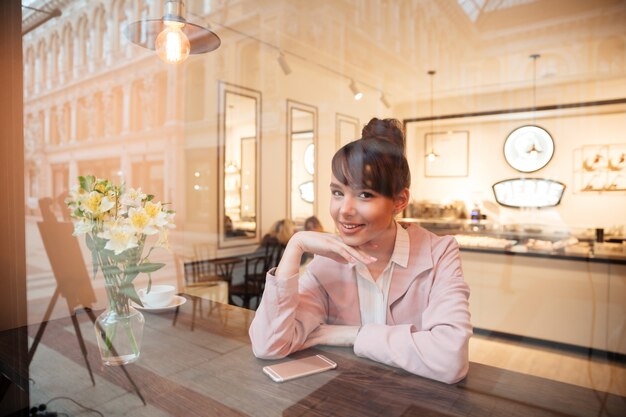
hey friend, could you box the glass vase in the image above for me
[94,299,145,366]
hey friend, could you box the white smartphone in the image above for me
[262,354,337,383]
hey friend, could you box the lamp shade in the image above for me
[125,19,221,55]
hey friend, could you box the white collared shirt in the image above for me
[354,222,410,325]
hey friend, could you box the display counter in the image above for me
[400,218,626,355]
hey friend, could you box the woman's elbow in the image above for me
[438,359,469,384]
[251,342,289,360]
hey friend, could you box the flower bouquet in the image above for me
[66,175,175,365]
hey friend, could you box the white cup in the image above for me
[138,285,176,308]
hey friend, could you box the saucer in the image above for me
[132,295,186,313]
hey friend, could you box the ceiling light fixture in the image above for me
[125,0,221,64]
[349,79,363,101]
[380,93,391,109]
[277,52,292,75]
[425,70,439,162]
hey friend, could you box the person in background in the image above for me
[260,218,296,246]
[249,118,472,384]
[304,216,324,233]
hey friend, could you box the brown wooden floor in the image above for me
[469,331,626,397]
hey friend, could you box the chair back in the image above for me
[184,259,220,285]
[261,238,286,271]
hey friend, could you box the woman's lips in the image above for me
[339,222,365,234]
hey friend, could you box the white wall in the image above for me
[405,105,626,229]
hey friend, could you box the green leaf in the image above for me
[85,234,95,251]
[146,194,155,201]
[119,283,142,306]
[132,263,165,274]
[79,175,95,192]
[101,264,122,277]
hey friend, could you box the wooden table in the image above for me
[3,295,625,416]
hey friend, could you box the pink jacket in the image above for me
[249,225,472,384]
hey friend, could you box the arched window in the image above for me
[93,6,108,62]
[111,86,124,135]
[61,24,74,80]
[49,106,60,145]
[25,47,35,94]
[115,0,129,51]
[49,32,60,85]
[36,40,47,91]
[93,92,105,137]
[76,16,90,70]
[76,97,89,141]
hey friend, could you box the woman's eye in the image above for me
[331,190,343,197]
[359,191,374,198]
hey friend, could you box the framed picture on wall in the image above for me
[424,130,469,177]
[336,113,360,149]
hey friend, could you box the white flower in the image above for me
[120,188,146,210]
[98,221,139,255]
[128,207,158,235]
[144,201,171,228]
[82,191,115,216]
[72,219,94,236]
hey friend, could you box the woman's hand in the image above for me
[294,231,376,265]
[275,231,376,278]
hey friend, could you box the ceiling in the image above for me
[22,0,626,105]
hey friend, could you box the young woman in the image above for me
[249,119,472,384]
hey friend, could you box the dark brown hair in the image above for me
[361,117,405,151]
[332,118,410,198]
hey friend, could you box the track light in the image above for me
[277,52,291,75]
[380,93,390,109]
[349,79,363,101]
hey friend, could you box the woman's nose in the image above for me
[340,196,356,216]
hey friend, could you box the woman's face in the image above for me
[329,175,402,247]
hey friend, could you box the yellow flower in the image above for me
[128,207,158,235]
[145,201,161,218]
[95,182,107,193]
[130,209,150,230]
[84,192,102,214]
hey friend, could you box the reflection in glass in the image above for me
[219,83,261,246]
[492,178,566,208]
[288,101,317,222]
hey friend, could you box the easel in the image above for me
[30,198,145,405]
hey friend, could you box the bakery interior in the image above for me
[2,0,626,413]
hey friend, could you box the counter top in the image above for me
[459,245,626,265]
[2,295,625,416]
[399,219,626,265]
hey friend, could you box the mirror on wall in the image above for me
[287,100,318,223]
[218,82,261,247]
[336,113,360,149]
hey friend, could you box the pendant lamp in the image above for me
[125,0,221,64]
[425,70,439,162]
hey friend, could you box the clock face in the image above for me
[504,125,554,173]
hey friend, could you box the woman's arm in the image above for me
[353,239,472,384]
[249,231,375,359]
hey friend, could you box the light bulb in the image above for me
[155,21,190,64]
[427,152,437,162]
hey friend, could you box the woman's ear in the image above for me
[393,189,410,215]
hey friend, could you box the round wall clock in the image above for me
[503,125,554,173]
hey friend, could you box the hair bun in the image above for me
[361,118,405,150]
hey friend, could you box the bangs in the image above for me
[331,139,409,198]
